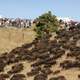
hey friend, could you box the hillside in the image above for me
[0,27,79,80]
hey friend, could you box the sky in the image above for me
[0,0,80,20]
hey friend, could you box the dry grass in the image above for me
[0,27,36,53]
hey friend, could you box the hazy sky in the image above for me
[0,0,80,20]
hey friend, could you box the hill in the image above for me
[0,27,79,80]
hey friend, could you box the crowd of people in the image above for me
[0,17,80,30]
[0,18,33,28]
[59,19,80,30]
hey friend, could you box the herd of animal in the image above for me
[0,18,33,28]
[0,26,79,80]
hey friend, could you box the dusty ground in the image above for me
[0,28,80,80]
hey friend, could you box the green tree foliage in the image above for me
[34,11,59,38]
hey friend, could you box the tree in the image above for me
[34,11,59,38]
